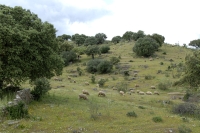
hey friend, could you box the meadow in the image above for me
[1,42,199,133]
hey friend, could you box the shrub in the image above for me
[152,116,163,123]
[3,101,29,119]
[160,62,164,65]
[88,100,100,120]
[117,82,128,93]
[100,45,110,53]
[126,111,137,117]
[138,106,145,109]
[123,70,129,76]
[31,77,51,101]
[110,57,120,65]
[98,79,107,87]
[91,75,95,83]
[144,75,155,80]
[97,60,113,74]
[61,51,77,66]
[129,60,134,62]
[86,59,102,73]
[178,125,192,133]
[157,82,170,91]
[162,52,166,55]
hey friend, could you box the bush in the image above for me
[91,75,95,83]
[126,111,137,117]
[138,106,145,109]
[144,75,155,80]
[100,45,110,53]
[3,101,29,119]
[97,60,113,74]
[98,79,107,87]
[31,77,51,101]
[152,116,163,123]
[160,62,164,65]
[178,125,192,133]
[117,82,128,93]
[86,59,102,73]
[123,70,129,76]
[61,51,77,66]
[110,57,120,65]
[162,52,166,55]
[172,103,200,116]
[157,82,170,91]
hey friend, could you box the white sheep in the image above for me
[154,91,159,95]
[138,91,145,95]
[151,86,156,89]
[68,76,71,80]
[119,91,125,96]
[82,90,90,95]
[112,86,117,90]
[146,91,153,95]
[135,84,139,88]
[79,94,88,100]
[98,91,106,97]
[130,90,135,93]
[85,82,89,85]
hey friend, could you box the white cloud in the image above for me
[1,0,200,44]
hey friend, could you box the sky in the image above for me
[1,0,200,45]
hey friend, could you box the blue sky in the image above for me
[1,0,200,45]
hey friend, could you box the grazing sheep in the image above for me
[54,77,62,81]
[134,73,138,77]
[151,86,156,89]
[127,92,131,95]
[138,91,145,95]
[85,82,89,85]
[136,90,140,93]
[149,58,153,61]
[79,94,88,100]
[82,90,90,95]
[146,91,153,95]
[154,91,159,95]
[135,84,139,88]
[68,76,71,80]
[112,87,117,90]
[130,90,135,93]
[73,80,76,83]
[98,91,106,97]
[119,91,125,96]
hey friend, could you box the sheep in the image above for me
[126,92,131,95]
[79,94,88,100]
[135,84,139,88]
[133,73,138,77]
[67,76,71,80]
[151,86,156,89]
[85,82,89,85]
[149,58,153,61]
[82,90,90,95]
[98,91,106,97]
[154,91,159,95]
[146,91,153,95]
[136,90,140,93]
[112,86,117,90]
[119,91,125,96]
[130,90,135,93]
[73,80,76,83]
[54,77,62,81]
[138,91,145,95]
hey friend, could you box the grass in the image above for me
[1,42,200,133]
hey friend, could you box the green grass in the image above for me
[1,42,200,133]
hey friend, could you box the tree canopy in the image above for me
[85,45,100,59]
[84,36,97,46]
[0,5,64,88]
[111,36,121,44]
[71,34,88,46]
[189,39,200,48]
[122,31,134,41]
[148,33,165,47]
[133,36,159,57]
[95,33,107,44]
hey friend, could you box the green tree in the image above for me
[95,33,107,44]
[97,60,113,74]
[71,34,88,46]
[133,36,159,57]
[61,51,77,66]
[0,5,64,89]
[189,39,200,48]
[57,34,71,42]
[122,31,134,41]
[177,51,200,87]
[100,45,110,53]
[148,33,165,47]
[84,36,97,46]
[135,30,145,41]
[111,36,121,44]
[85,45,100,59]
[59,41,74,52]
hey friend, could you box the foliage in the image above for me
[97,60,113,74]
[172,103,200,116]
[133,36,159,57]
[148,33,165,47]
[126,111,137,117]
[100,45,110,53]
[122,31,134,41]
[189,39,200,48]
[138,106,145,109]
[178,125,192,133]
[144,75,155,80]
[86,59,102,73]
[110,57,120,65]
[2,101,29,119]
[91,75,95,83]
[177,51,200,87]
[72,46,86,55]
[88,100,100,120]
[31,77,51,101]
[0,5,64,88]
[160,62,164,65]
[77,67,82,76]
[84,36,97,46]
[157,82,170,91]
[112,36,121,44]
[117,82,128,93]
[71,34,88,46]
[59,41,74,52]
[98,79,107,87]
[61,51,77,66]
[95,33,107,44]
[152,116,163,123]
[57,34,71,42]
[85,45,100,59]
[123,70,130,76]
[134,30,146,41]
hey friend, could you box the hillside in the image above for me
[0,42,198,133]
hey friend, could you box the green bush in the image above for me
[110,57,120,65]
[144,75,155,80]
[138,106,145,109]
[31,77,51,101]
[61,51,77,66]
[162,52,166,55]
[160,62,164,65]
[91,75,95,83]
[3,101,29,119]
[157,82,169,91]
[86,59,102,73]
[178,125,192,133]
[172,103,200,116]
[98,79,107,87]
[123,70,130,76]
[126,111,137,117]
[100,45,110,53]
[152,116,163,123]
[117,82,128,93]
[97,60,113,74]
